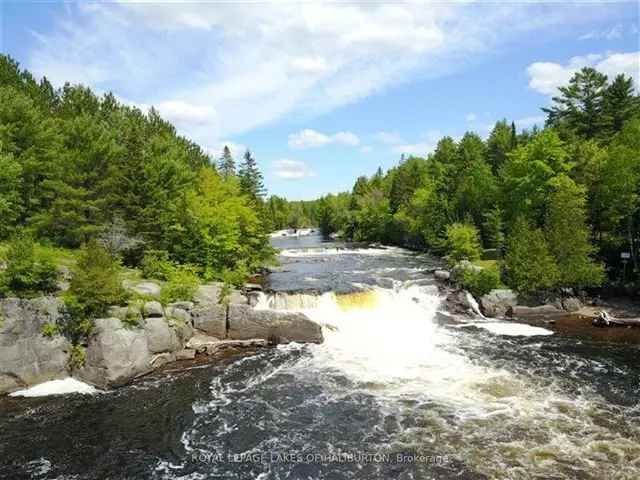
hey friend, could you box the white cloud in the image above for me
[333,131,360,147]
[391,130,442,156]
[374,131,404,145]
[288,129,360,149]
[360,146,373,154]
[527,51,640,95]
[465,112,477,122]
[272,159,315,180]
[579,24,623,41]
[157,100,215,126]
[24,1,600,144]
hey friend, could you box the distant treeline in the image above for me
[271,68,640,292]
[0,55,272,278]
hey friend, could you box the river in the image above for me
[1,233,639,479]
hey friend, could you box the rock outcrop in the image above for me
[77,318,153,388]
[2,281,323,394]
[480,289,518,318]
[0,297,70,395]
[228,305,323,344]
[507,304,562,318]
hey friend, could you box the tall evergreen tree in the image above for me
[603,74,639,135]
[238,149,266,201]
[218,145,235,177]
[542,67,609,139]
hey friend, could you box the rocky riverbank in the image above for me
[435,265,640,344]
[0,281,323,395]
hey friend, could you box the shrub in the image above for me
[459,267,501,297]
[445,223,482,265]
[141,250,175,281]
[41,323,60,338]
[69,344,86,369]
[504,217,560,294]
[160,265,199,304]
[0,232,58,297]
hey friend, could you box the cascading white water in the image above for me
[255,283,640,478]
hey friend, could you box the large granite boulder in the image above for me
[195,283,248,306]
[507,304,562,319]
[0,297,70,394]
[227,305,323,344]
[480,289,518,318]
[144,317,181,353]
[123,280,161,299]
[192,304,227,338]
[77,318,152,388]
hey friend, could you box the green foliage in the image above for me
[141,250,175,281]
[41,323,60,338]
[459,266,501,298]
[69,344,86,369]
[0,54,271,276]
[160,265,200,304]
[545,175,605,288]
[445,223,482,265]
[504,218,560,293]
[238,149,266,201]
[68,239,126,319]
[0,232,58,297]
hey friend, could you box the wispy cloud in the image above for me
[272,159,316,180]
[579,24,624,41]
[25,1,599,145]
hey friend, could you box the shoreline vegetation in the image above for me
[265,67,640,309]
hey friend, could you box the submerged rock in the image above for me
[227,305,323,344]
[434,270,451,281]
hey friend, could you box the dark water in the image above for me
[1,233,639,480]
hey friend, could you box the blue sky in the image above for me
[1,1,639,200]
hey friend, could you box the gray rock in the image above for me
[434,270,451,281]
[206,339,268,356]
[446,290,482,316]
[124,280,162,299]
[165,306,191,324]
[176,349,196,360]
[192,304,227,338]
[227,305,323,344]
[77,318,152,389]
[562,297,583,312]
[144,317,181,353]
[0,297,70,394]
[480,289,518,318]
[194,283,223,304]
[168,301,195,312]
[186,332,221,353]
[144,301,164,318]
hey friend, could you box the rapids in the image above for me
[0,232,638,479]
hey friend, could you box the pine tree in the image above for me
[542,67,609,139]
[218,145,235,177]
[238,149,265,200]
[603,74,639,135]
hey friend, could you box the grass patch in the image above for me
[473,259,499,270]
